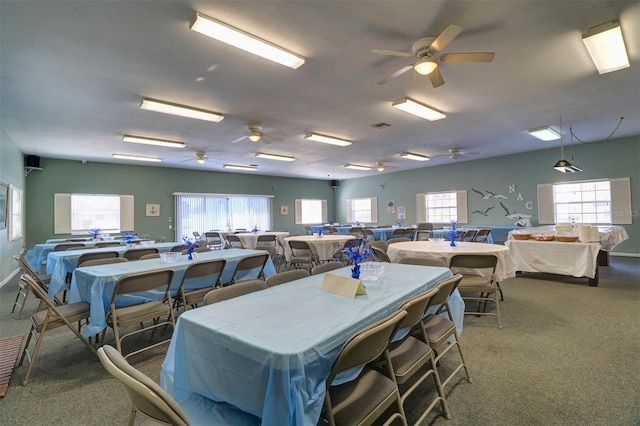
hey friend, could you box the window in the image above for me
[54,193,134,234]
[175,193,273,238]
[416,190,468,224]
[537,177,631,225]
[346,197,378,223]
[295,199,327,224]
[8,185,23,241]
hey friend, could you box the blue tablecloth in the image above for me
[46,242,179,298]
[369,227,407,241]
[432,228,495,244]
[161,263,462,425]
[309,225,352,235]
[69,249,276,337]
[25,241,97,271]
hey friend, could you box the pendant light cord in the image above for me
[570,116,625,144]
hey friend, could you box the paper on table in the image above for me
[321,273,367,298]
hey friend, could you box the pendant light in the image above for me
[553,117,582,173]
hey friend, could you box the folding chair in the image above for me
[203,280,268,304]
[123,247,159,261]
[176,258,226,311]
[229,253,270,284]
[266,269,310,286]
[225,234,245,249]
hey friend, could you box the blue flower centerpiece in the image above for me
[448,221,458,247]
[342,239,373,279]
[328,220,334,226]
[396,220,403,228]
[182,237,198,260]
[89,228,101,240]
[252,225,259,233]
[122,232,138,247]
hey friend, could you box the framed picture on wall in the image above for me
[146,204,160,216]
[0,183,7,229]
[397,205,406,220]
[280,205,289,215]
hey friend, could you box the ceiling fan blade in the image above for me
[371,49,413,58]
[439,52,495,62]
[430,24,462,53]
[377,64,414,85]
[230,135,247,144]
[429,67,445,88]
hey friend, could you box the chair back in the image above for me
[203,232,223,247]
[111,269,174,300]
[426,274,464,311]
[181,246,212,255]
[97,345,190,426]
[417,223,434,231]
[473,228,491,242]
[327,310,407,385]
[154,236,167,243]
[371,246,391,263]
[123,247,159,260]
[192,231,201,239]
[256,234,277,246]
[386,237,411,245]
[231,253,269,283]
[311,262,344,275]
[368,240,388,252]
[462,230,477,242]
[288,240,313,255]
[80,257,129,267]
[139,253,161,260]
[181,258,226,287]
[414,230,432,241]
[450,254,498,270]
[78,250,119,266]
[203,280,268,304]
[266,269,310,287]
[95,241,123,248]
[396,286,440,329]
[54,243,85,251]
[398,257,447,267]
[255,245,276,259]
[225,234,245,248]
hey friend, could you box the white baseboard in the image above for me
[0,268,21,289]
[610,252,640,258]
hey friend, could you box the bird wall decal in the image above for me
[472,188,508,199]
[472,207,495,216]
[500,201,532,227]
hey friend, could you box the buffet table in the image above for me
[504,239,601,286]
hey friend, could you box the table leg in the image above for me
[588,264,599,287]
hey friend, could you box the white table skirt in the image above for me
[284,235,356,261]
[386,241,516,283]
[507,225,628,251]
[234,231,289,249]
[505,239,600,279]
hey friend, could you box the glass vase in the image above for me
[351,262,360,279]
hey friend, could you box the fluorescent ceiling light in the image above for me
[122,135,186,148]
[344,164,372,171]
[399,152,430,161]
[392,97,446,121]
[189,12,305,69]
[255,152,295,162]
[112,154,162,163]
[140,98,224,122]
[528,126,561,141]
[223,164,258,171]
[582,20,629,74]
[304,132,352,147]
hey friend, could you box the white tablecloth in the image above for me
[284,234,356,261]
[160,263,460,425]
[386,241,516,283]
[507,225,628,251]
[505,239,600,279]
[233,231,289,249]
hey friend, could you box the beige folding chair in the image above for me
[18,274,95,385]
[461,230,478,242]
[256,234,277,247]
[390,228,407,239]
[225,234,245,249]
[320,309,408,426]
[414,230,432,241]
[139,253,161,260]
[12,254,60,312]
[417,223,434,231]
[154,236,167,243]
[229,253,270,284]
[176,258,226,311]
[255,245,276,261]
[265,269,310,287]
[203,231,224,249]
[77,250,119,266]
[80,257,129,267]
[103,269,175,359]
[181,246,212,255]
[386,287,451,423]
[97,345,190,426]
[54,243,85,251]
[311,262,345,275]
[95,241,123,248]
[203,280,268,305]
[123,247,159,261]
[450,254,502,328]
[288,240,319,271]
[386,237,411,245]
[368,240,388,252]
[371,246,391,263]
[472,228,491,242]
[398,257,447,267]
[421,274,472,390]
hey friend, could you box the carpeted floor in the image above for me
[0,257,638,425]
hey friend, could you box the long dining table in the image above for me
[68,249,276,338]
[160,263,462,425]
[386,241,517,283]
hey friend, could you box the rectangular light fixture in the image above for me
[112,154,162,163]
[223,164,258,171]
[122,135,186,149]
[140,98,224,122]
[304,132,352,147]
[392,97,446,121]
[528,126,561,141]
[399,152,430,161]
[582,20,629,74]
[189,12,305,69]
[255,152,295,162]
[344,164,372,171]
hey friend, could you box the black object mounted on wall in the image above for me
[330,180,340,188]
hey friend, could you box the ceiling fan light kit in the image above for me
[112,153,162,163]
[414,57,438,75]
[345,164,372,171]
[223,164,258,171]
[392,97,446,121]
[140,98,224,122]
[376,161,385,172]
[122,135,186,148]
[582,20,629,74]
[189,12,305,70]
[399,152,430,161]
[528,126,561,141]
[304,132,352,146]
[255,152,295,162]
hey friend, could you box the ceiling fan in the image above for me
[372,24,495,88]
[430,148,478,161]
[180,151,215,165]
[231,124,284,144]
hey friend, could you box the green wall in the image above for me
[336,136,639,255]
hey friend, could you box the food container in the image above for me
[159,252,182,263]
[511,232,531,240]
[557,234,579,242]
[532,233,555,241]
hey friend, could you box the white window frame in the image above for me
[8,185,23,242]
[537,177,631,225]
[54,193,134,234]
[346,197,378,224]
[416,190,468,224]
[294,199,327,225]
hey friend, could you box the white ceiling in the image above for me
[1,1,638,180]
